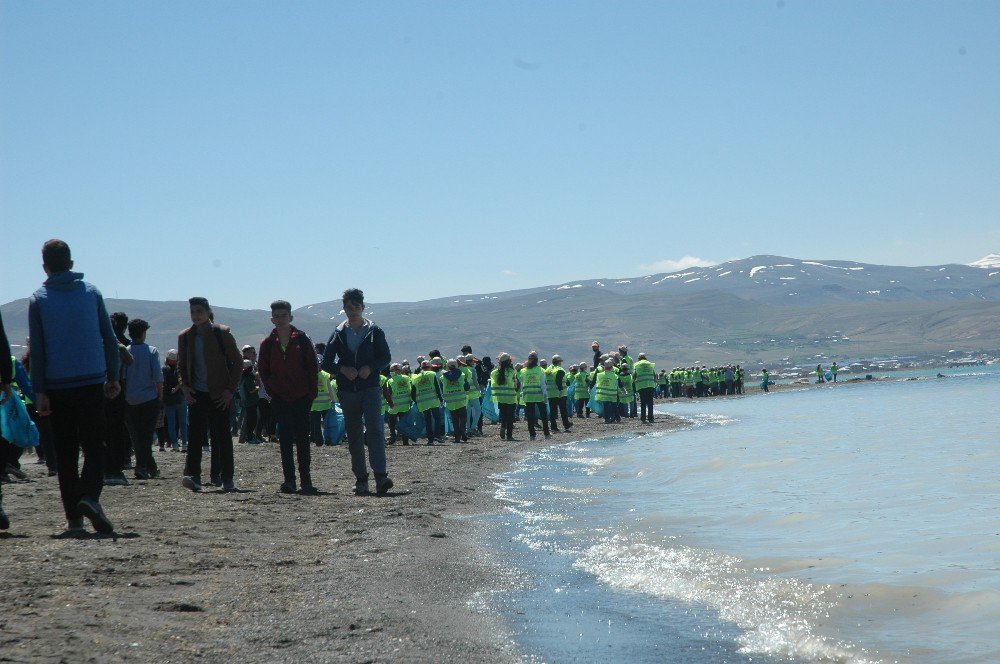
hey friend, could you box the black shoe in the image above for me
[210,475,222,487]
[375,474,394,496]
[299,484,319,495]
[77,497,114,534]
[354,478,371,495]
[279,481,297,494]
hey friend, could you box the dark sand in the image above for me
[1,379,875,662]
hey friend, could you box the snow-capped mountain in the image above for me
[968,253,1000,269]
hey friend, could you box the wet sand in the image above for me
[1,408,690,663]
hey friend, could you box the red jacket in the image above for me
[258,327,318,402]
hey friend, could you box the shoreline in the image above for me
[0,376,920,662]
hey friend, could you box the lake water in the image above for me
[485,367,999,663]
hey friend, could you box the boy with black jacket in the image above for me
[320,288,394,496]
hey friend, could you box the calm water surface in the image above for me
[486,367,999,663]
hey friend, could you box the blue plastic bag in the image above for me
[323,405,345,445]
[0,393,40,448]
[586,386,604,416]
[481,383,500,423]
[396,404,426,440]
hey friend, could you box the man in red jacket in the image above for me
[258,301,319,494]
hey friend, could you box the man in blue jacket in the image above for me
[321,288,394,496]
[28,239,120,534]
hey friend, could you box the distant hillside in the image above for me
[3,255,999,366]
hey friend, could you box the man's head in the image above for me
[580,362,588,371]
[189,297,211,326]
[342,288,365,321]
[270,300,293,329]
[166,349,178,365]
[526,351,538,367]
[461,345,473,355]
[42,239,73,275]
[390,362,401,374]
[447,358,459,369]
[127,318,150,343]
[604,360,613,369]
[110,311,129,334]
[315,342,326,355]
[242,345,256,361]
[539,358,548,368]
[551,354,563,366]
[637,352,647,360]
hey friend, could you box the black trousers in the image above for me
[48,384,106,520]
[525,402,549,438]
[310,409,326,445]
[498,402,515,439]
[271,396,313,486]
[103,393,129,475]
[184,391,234,482]
[548,397,571,429]
[449,406,467,441]
[638,388,655,422]
[125,398,161,476]
[422,408,436,444]
[255,400,274,439]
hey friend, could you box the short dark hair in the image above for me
[189,296,210,309]
[42,239,72,272]
[127,318,150,340]
[342,288,364,305]
[270,300,292,314]
[461,345,473,354]
[110,312,129,329]
[429,349,441,359]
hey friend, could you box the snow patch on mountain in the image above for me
[969,253,1000,269]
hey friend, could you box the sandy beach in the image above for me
[1,399,707,663]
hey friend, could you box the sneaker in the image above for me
[375,474,394,496]
[77,497,114,534]
[182,476,202,492]
[104,474,130,487]
[354,478,371,495]
[4,464,27,480]
[222,479,237,492]
[65,517,86,533]
[299,484,319,495]
[279,481,297,494]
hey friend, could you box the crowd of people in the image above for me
[1,238,759,535]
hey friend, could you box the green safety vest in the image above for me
[594,369,619,403]
[619,372,634,401]
[518,366,546,403]
[490,368,518,404]
[388,374,413,415]
[573,370,590,396]
[462,365,481,400]
[312,370,332,412]
[440,373,468,411]
[633,360,656,390]
[412,372,440,412]
[544,366,559,397]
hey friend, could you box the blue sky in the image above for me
[3,1,998,309]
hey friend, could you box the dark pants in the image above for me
[255,400,274,440]
[27,403,58,472]
[575,398,587,417]
[498,402,515,439]
[49,384,106,520]
[184,391,234,483]
[638,388,655,422]
[272,396,312,487]
[421,408,436,444]
[601,400,616,423]
[310,409,327,445]
[126,398,161,476]
[548,397,571,429]
[450,407,467,441]
[242,402,259,442]
[103,393,129,476]
[524,402,549,438]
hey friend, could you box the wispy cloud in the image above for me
[501,269,517,276]
[639,256,717,273]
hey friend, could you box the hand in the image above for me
[214,389,234,410]
[0,382,11,405]
[340,366,358,381]
[357,365,371,380]
[36,392,51,416]
[104,381,121,400]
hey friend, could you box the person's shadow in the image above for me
[49,530,141,541]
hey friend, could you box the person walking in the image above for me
[258,300,319,494]
[547,355,572,432]
[320,289,394,496]
[518,351,549,440]
[28,239,120,533]
[386,363,413,445]
[632,353,656,423]
[440,359,470,443]
[178,297,243,492]
[122,319,163,480]
[490,353,518,440]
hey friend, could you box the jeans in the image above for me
[601,400,616,423]
[466,396,482,433]
[524,402,549,438]
[271,396,313,487]
[498,402,515,439]
[449,406,467,441]
[184,391,234,482]
[310,409,327,445]
[638,388,655,422]
[340,385,387,480]
[164,402,188,446]
[48,384,106,520]
[126,398,161,476]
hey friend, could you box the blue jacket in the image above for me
[321,319,391,393]
[28,271,120,393]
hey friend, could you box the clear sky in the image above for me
[3,1,998,309]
